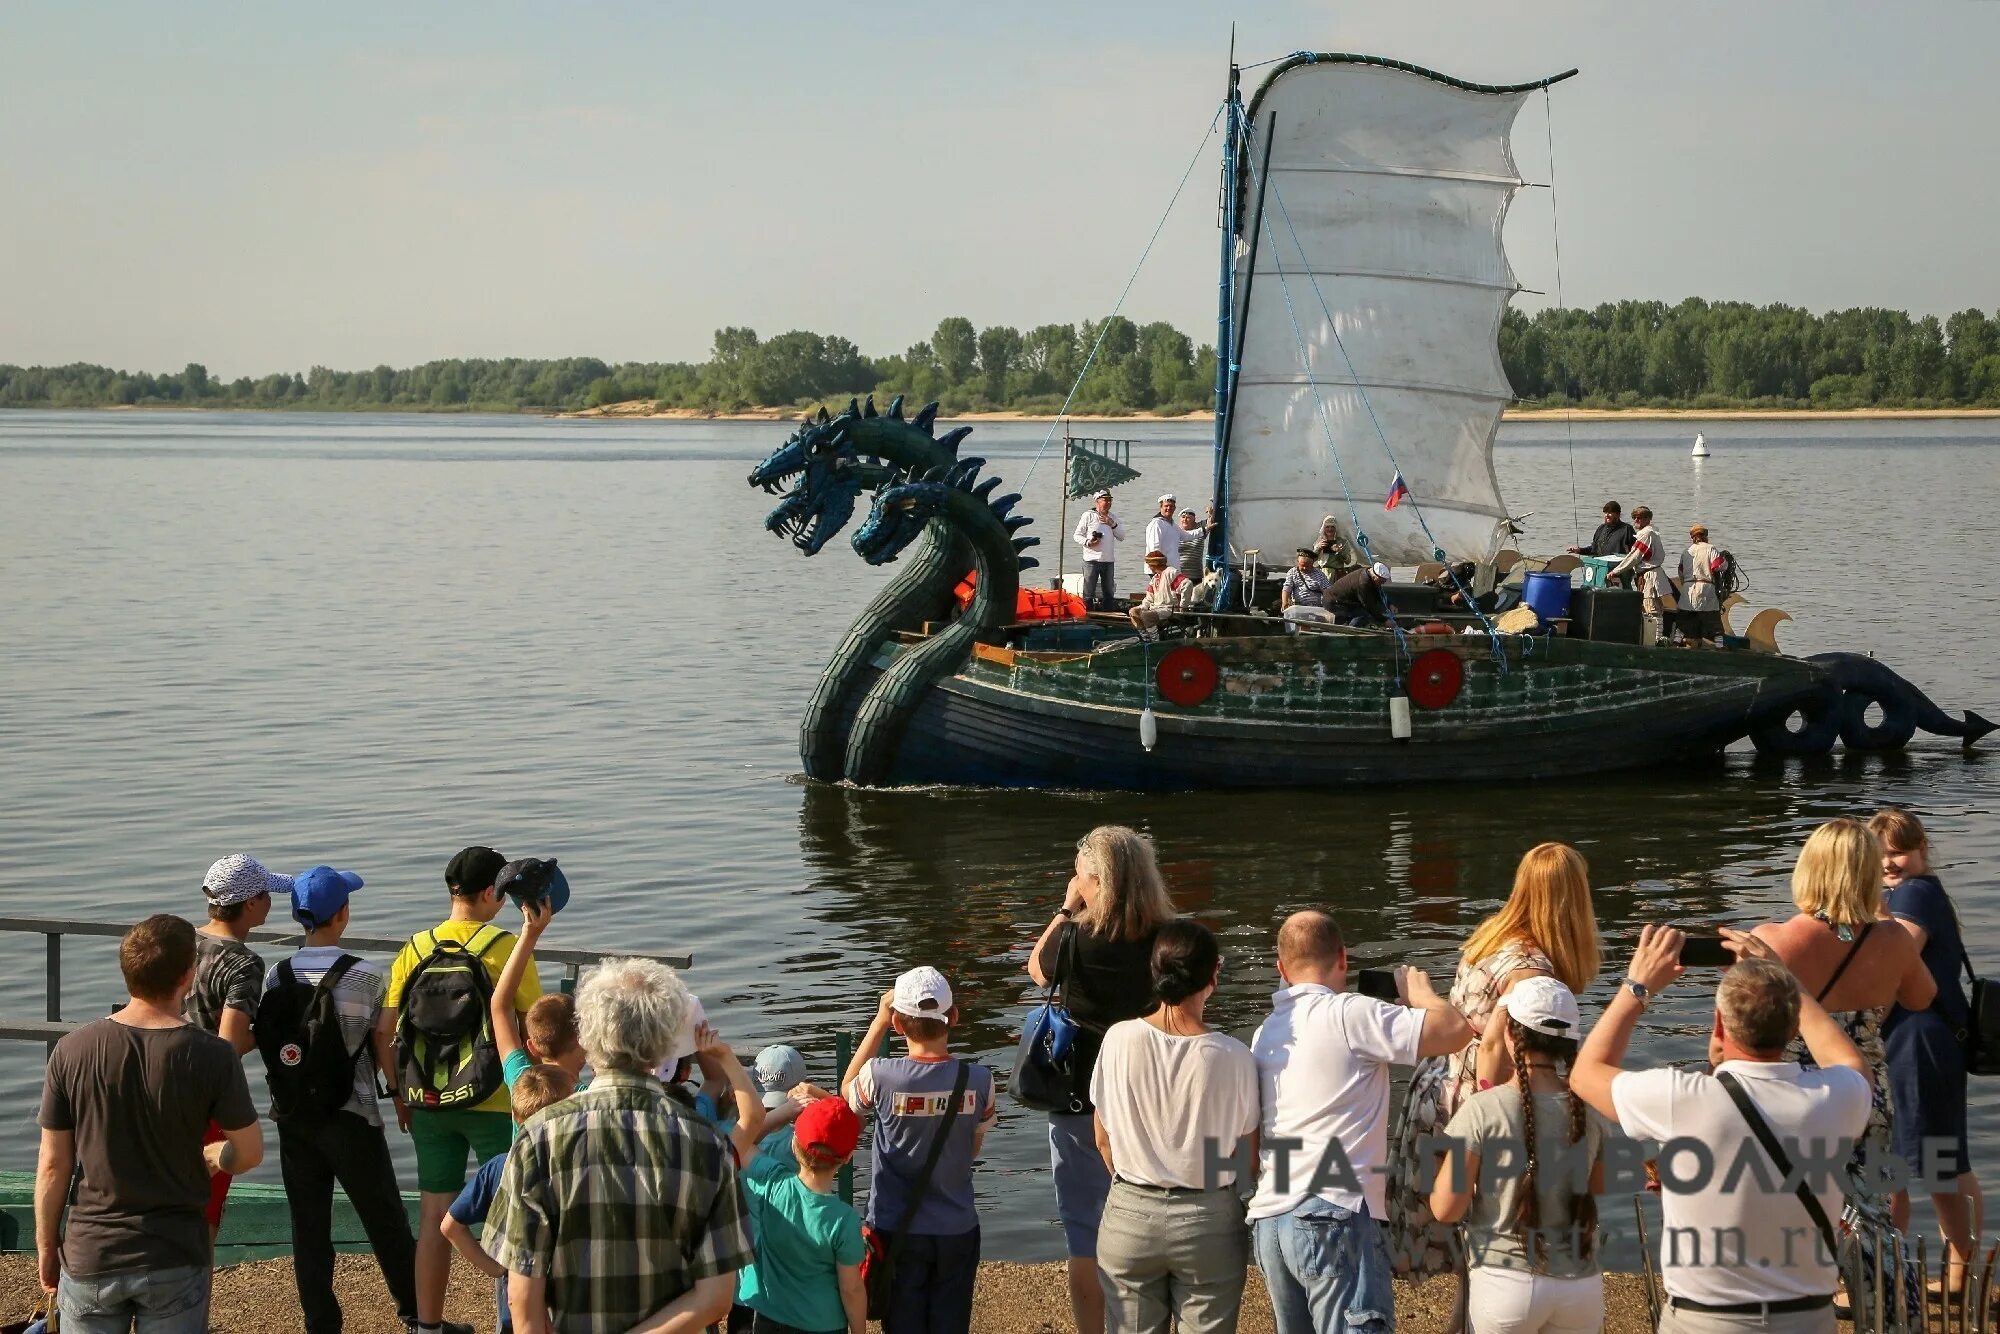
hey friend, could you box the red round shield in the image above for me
[1407,648,1464,710]
[1156,646,1219,708]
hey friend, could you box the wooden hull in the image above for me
[854,628,1829,791]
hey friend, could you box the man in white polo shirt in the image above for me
[1572,925,1870,1334]
[1249,911,1474,1334]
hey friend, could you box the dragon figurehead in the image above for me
[852,457,1039,586]
[747,395,972,557]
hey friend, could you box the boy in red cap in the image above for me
[737,1095,867,1334]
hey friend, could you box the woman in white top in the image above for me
[1431,977,1606,1334]
[1091,919,1260,1334]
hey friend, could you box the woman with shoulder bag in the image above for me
[1751,817,1936,1317]
[1026,826,1177,1334]
[1871,809,1985,1300]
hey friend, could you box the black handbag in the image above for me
[1011,923,1087,1114]
[1959,950,2000,1075]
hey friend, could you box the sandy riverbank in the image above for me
[569,400,2000,424]
[0,1253,1663,1333]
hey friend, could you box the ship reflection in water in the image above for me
[790,745,1989,1258]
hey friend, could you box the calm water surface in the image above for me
[2,410,1996,1260]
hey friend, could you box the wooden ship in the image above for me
[747,54,1990,791]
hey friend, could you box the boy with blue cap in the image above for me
[261,865,424,1334]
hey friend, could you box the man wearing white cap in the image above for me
[1572,927,1869,1334]
[188,854,287,1237]
[1249,912,1472,1334]
[1073,490,1125,612]
[1144,493,1189,576]
[1324,562,1395,628]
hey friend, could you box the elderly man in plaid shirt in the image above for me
[484,957,753,1334]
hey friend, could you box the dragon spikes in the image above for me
[815,405,830,424]
[912,402,940,435]
[887,395,905,420]
[938,426,972,457]
[863,395,879,418]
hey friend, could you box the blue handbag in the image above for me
[1011,922,1086,1113]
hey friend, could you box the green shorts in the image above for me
[410,1106,514,1194]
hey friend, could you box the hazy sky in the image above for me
[4,1,1995,376]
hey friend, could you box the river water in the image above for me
[1,409,1995,1260]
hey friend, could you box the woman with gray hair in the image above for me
[1027,826,1179,1334]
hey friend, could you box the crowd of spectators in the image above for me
[27,811,1984,1334]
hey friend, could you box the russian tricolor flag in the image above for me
[1384,472,1410,511]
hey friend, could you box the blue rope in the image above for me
[1023,102,1224,488]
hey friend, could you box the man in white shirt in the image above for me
[1606,504,1676,640]
[1072,489,1125,612]
[1249,911,1474,1334]
[1144,494,1187,573]
[1572,926,1870,1334]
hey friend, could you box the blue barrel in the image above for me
[1522,570,1573,623]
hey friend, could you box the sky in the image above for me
[3,0,1996,377]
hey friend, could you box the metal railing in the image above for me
[0,913,692,1050]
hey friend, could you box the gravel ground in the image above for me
[0,1253,1665,1333]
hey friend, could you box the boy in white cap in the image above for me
[188,853,287,1236]
[1432,976,1607,1334]
[1073,490,1125,612]
[842,966,996,1334]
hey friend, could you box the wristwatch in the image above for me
[1622,977,1652,1007]
[1054,906,1075,920]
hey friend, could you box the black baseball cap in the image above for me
[446,845,508,895]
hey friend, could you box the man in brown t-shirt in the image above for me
[38,914,263,1331]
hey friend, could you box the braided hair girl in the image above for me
[1430,976,1606,1332]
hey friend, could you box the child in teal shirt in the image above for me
[738,1095,867,1334]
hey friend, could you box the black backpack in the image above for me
[255,954,364,1120]
[1713,549,1741,598]
[396,927,506,1110]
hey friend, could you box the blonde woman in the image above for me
[1751,819,1934,1182]
[1390,843,1601,1280]
[1027,826,1178,1334]
[1870,809,1983,1299]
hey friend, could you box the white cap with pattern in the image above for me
[202,854,292,906]
[892,966,954,1019]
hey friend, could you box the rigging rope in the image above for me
[1544,86,1580,546]
[1022,102,1224,489]
[1245,125,1509,666]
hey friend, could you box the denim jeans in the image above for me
[882,1227,980,1334]
[1082,562,1117,611]
[1253,1199,1395,1334]
[57,1263,211,1334]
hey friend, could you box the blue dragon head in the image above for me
[850,474,945,567]
[749,406,864,556]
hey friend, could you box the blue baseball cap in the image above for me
[496,857,570,915]
[292,865,363,930]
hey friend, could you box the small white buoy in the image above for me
[1389,694,1412,740]
[1691,431,1710,459]
[1139,707,1158,752]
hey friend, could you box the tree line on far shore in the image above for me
[4,299,1998,415]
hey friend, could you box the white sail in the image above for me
[1223,60,1545,566]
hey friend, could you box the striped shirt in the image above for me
[484,1070,754,1333]
[265,945,388,1125]
[1283,565,1330,609]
